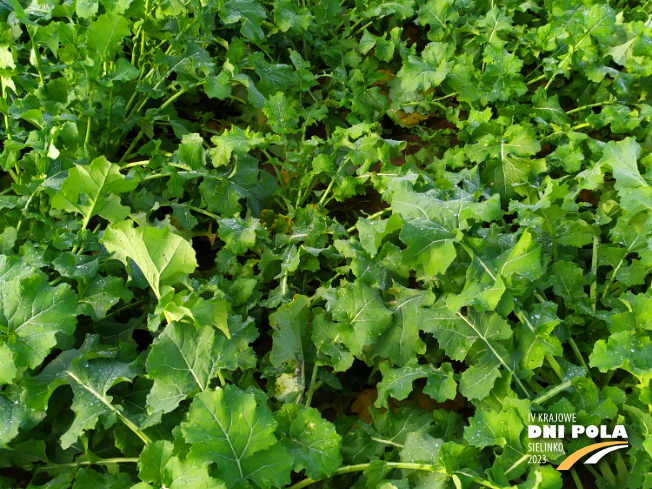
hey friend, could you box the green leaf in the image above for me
[375,289,433,365]
[376,359,456,409]
[146,323,227,416]
[269,295,310,374]
[397,43,450,93]
[399,219,458,279]
[178,133,206,170]
[273,0,312,33]
[589,331,652,383]
[0,343,16,385]
[0,275,77,369]
[209,127,265,167]
[76,0,98,19]
[312,311,354,372]
[181,385,293,488]
[78,275,133,320]
[60,357,140,449]
[420,303,521,399]
[332,281,393,356]
[468,124,543,201]
[52,156,138,225]
[86,13,131,60]
[356,214,402,255]
[417,0,456,41]
[495,230,543,281]
[276,404,342,479]
[515,302,563,372]
[72,468,132,489]
[103,221,198,298]
[218,0,267,40]
[547,261,589,310]
[464,407,527,478]
[263,92,299,133]
[139,441,226,489]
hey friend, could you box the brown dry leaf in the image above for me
[207,221,217,246]
[351,388,378,424]
[372,69,395,87]
[396,109,430,127]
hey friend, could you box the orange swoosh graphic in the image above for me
[557,442,628,470]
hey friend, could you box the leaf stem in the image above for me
[34,457,138,474]
[261,148,287,193]
[84,86,95,158]
[346,208,391,233]
[65,369,152,445]
[1,76,11,141]
[566,99,614,115]
[431,91,458,103]
[590,235,599,312]
[289,463,504,489]
[305,364,319,408]
[289,463,442,489]
[189,205,220,220]
[369,437,404,448]
[26,27,45,86]
[570,467,584,489]
[532,379,572,405]
[568,337,589,373]
[545,354,564,382]
[317,179,335,207]
[140,0,149,63]
[526,74,546,86]
[598,459,617,487]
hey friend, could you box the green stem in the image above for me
[318,180,335,207]
[585,464,601,479]
[532,379,573,405]
[34,457,139,473]
[305,364,319,408]
[568,337,589,373]
[141,172,169,182]
[598,459,617,487]
[602,370,615,388]
[261,148,287,192]
[346,208,391,233]
[189,205,220,220]
[348,20,373,38]
[140,0,149,63]
[27,27,45,85]
[590,235,599,312]
[121,83,204,163]
[534,292,547,303]
[431,91,458,103]
[104,86,113,154]
[570,467,584,489]
[370,437,404,448]
[526,74,546,86]
[1,76,11,141]
[289,463,503,489]
[121,159,150,169]
[545,354,564,382]
[614,450,628,482]
[119,131,144,163]
[84,86,95,158]
[65,369,151,445]
[566,99,614,115]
